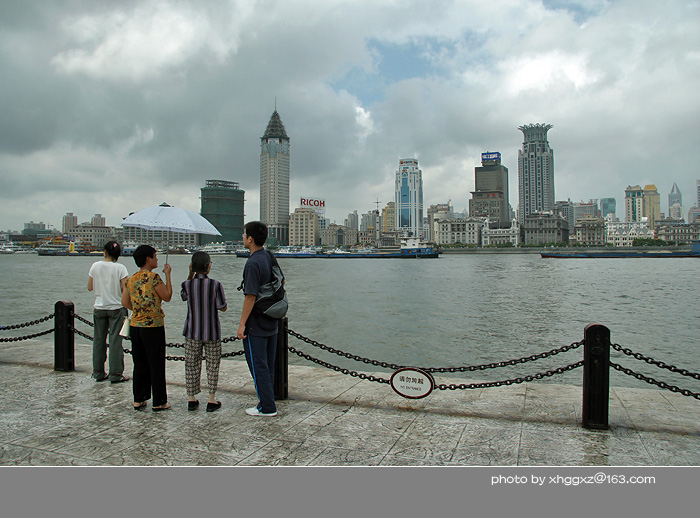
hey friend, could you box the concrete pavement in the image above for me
[1,338,699,466]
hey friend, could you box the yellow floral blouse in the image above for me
[126,271,165,328]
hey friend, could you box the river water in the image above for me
[1,252,698,390]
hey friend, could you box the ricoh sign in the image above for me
[300,198,326,213]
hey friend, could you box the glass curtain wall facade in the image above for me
[395,158,424,238]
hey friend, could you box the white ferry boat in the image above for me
[234,239,438,259]
[0,243,34,254]
[201,242,237,255]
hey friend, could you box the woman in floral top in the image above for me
[122,245,173,411]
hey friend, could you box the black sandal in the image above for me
[188,400,199,411]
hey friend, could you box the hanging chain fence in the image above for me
[0,313,55,343]
[3,311,700,400]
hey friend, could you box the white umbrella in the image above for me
[122,202,221,262]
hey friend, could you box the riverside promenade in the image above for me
[1,337,699,466]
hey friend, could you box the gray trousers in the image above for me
[92,307,128,381]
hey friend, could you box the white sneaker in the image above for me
[245,406,277,416]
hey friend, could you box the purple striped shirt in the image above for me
[180,274,227,341]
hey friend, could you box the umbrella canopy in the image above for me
[122,203,221,235]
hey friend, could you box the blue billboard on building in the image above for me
[481,152,501,162]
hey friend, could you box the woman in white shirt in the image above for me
[88,241,130,383]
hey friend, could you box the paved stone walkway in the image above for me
[1,338,699,466]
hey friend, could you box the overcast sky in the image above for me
[1,0,699,232]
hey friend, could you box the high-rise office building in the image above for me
[200,179,245,244]
[573,200,599,222]
[344,210,359,230]
[289,207,320,246]
[381,203,395,232]
[643,184,660,229]
[517,123,554,224]
[260,109,290,245]
[600,198,616,218]
[669,183,682,208]
[625,185,644,222]
[91,214,106,227]
[395,158,424,238]
[668,183,683,221]
[470,152,509,227]
[555,200,575,231]
[62,213,78,234]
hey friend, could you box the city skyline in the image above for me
[1,1,699,231]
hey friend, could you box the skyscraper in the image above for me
[395,158,424,238]
[625,185,644,222]
[668,183,683,221]
[260,109,290,245]
[643,184,660,229]
[669,182,682,208]
[200,180,245,244]
[470,152,509,227]
[517,123,554,224]
[600,198,616,218]
[62,213,78,234]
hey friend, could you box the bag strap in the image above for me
[237,248,282,293]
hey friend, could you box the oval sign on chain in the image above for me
[390,367,434,399]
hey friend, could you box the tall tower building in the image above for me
[382,202,396,232]
[600,198,616,218]
[669,182,682,208]
[200,180,245,244]
[260,109,290,245]
[517,123,554,224]
[395,158,424,238]
[62,213,78,234]
[625,185,644,222]
[643,184,660,229]
[470,152,509,227]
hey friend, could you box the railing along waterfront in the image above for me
[2,301,700,429]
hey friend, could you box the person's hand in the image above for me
[163,263,172,276]
[237,323,247,340]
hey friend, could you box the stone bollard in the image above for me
[274,317,288,400]
[54,301,75,372]
[582,323,610,429]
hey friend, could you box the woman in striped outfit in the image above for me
[181,251,228,412]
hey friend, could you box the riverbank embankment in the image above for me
[440,245,693,254]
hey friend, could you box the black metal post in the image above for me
[274,317,288,400]
[54,301,75,372]
[582,323,610,429]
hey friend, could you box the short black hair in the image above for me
[244,221,268,246]
[133,245,156,267]
[191,251,210,273]
[103,241,121,260]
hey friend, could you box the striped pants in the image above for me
[185,338,222,396]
